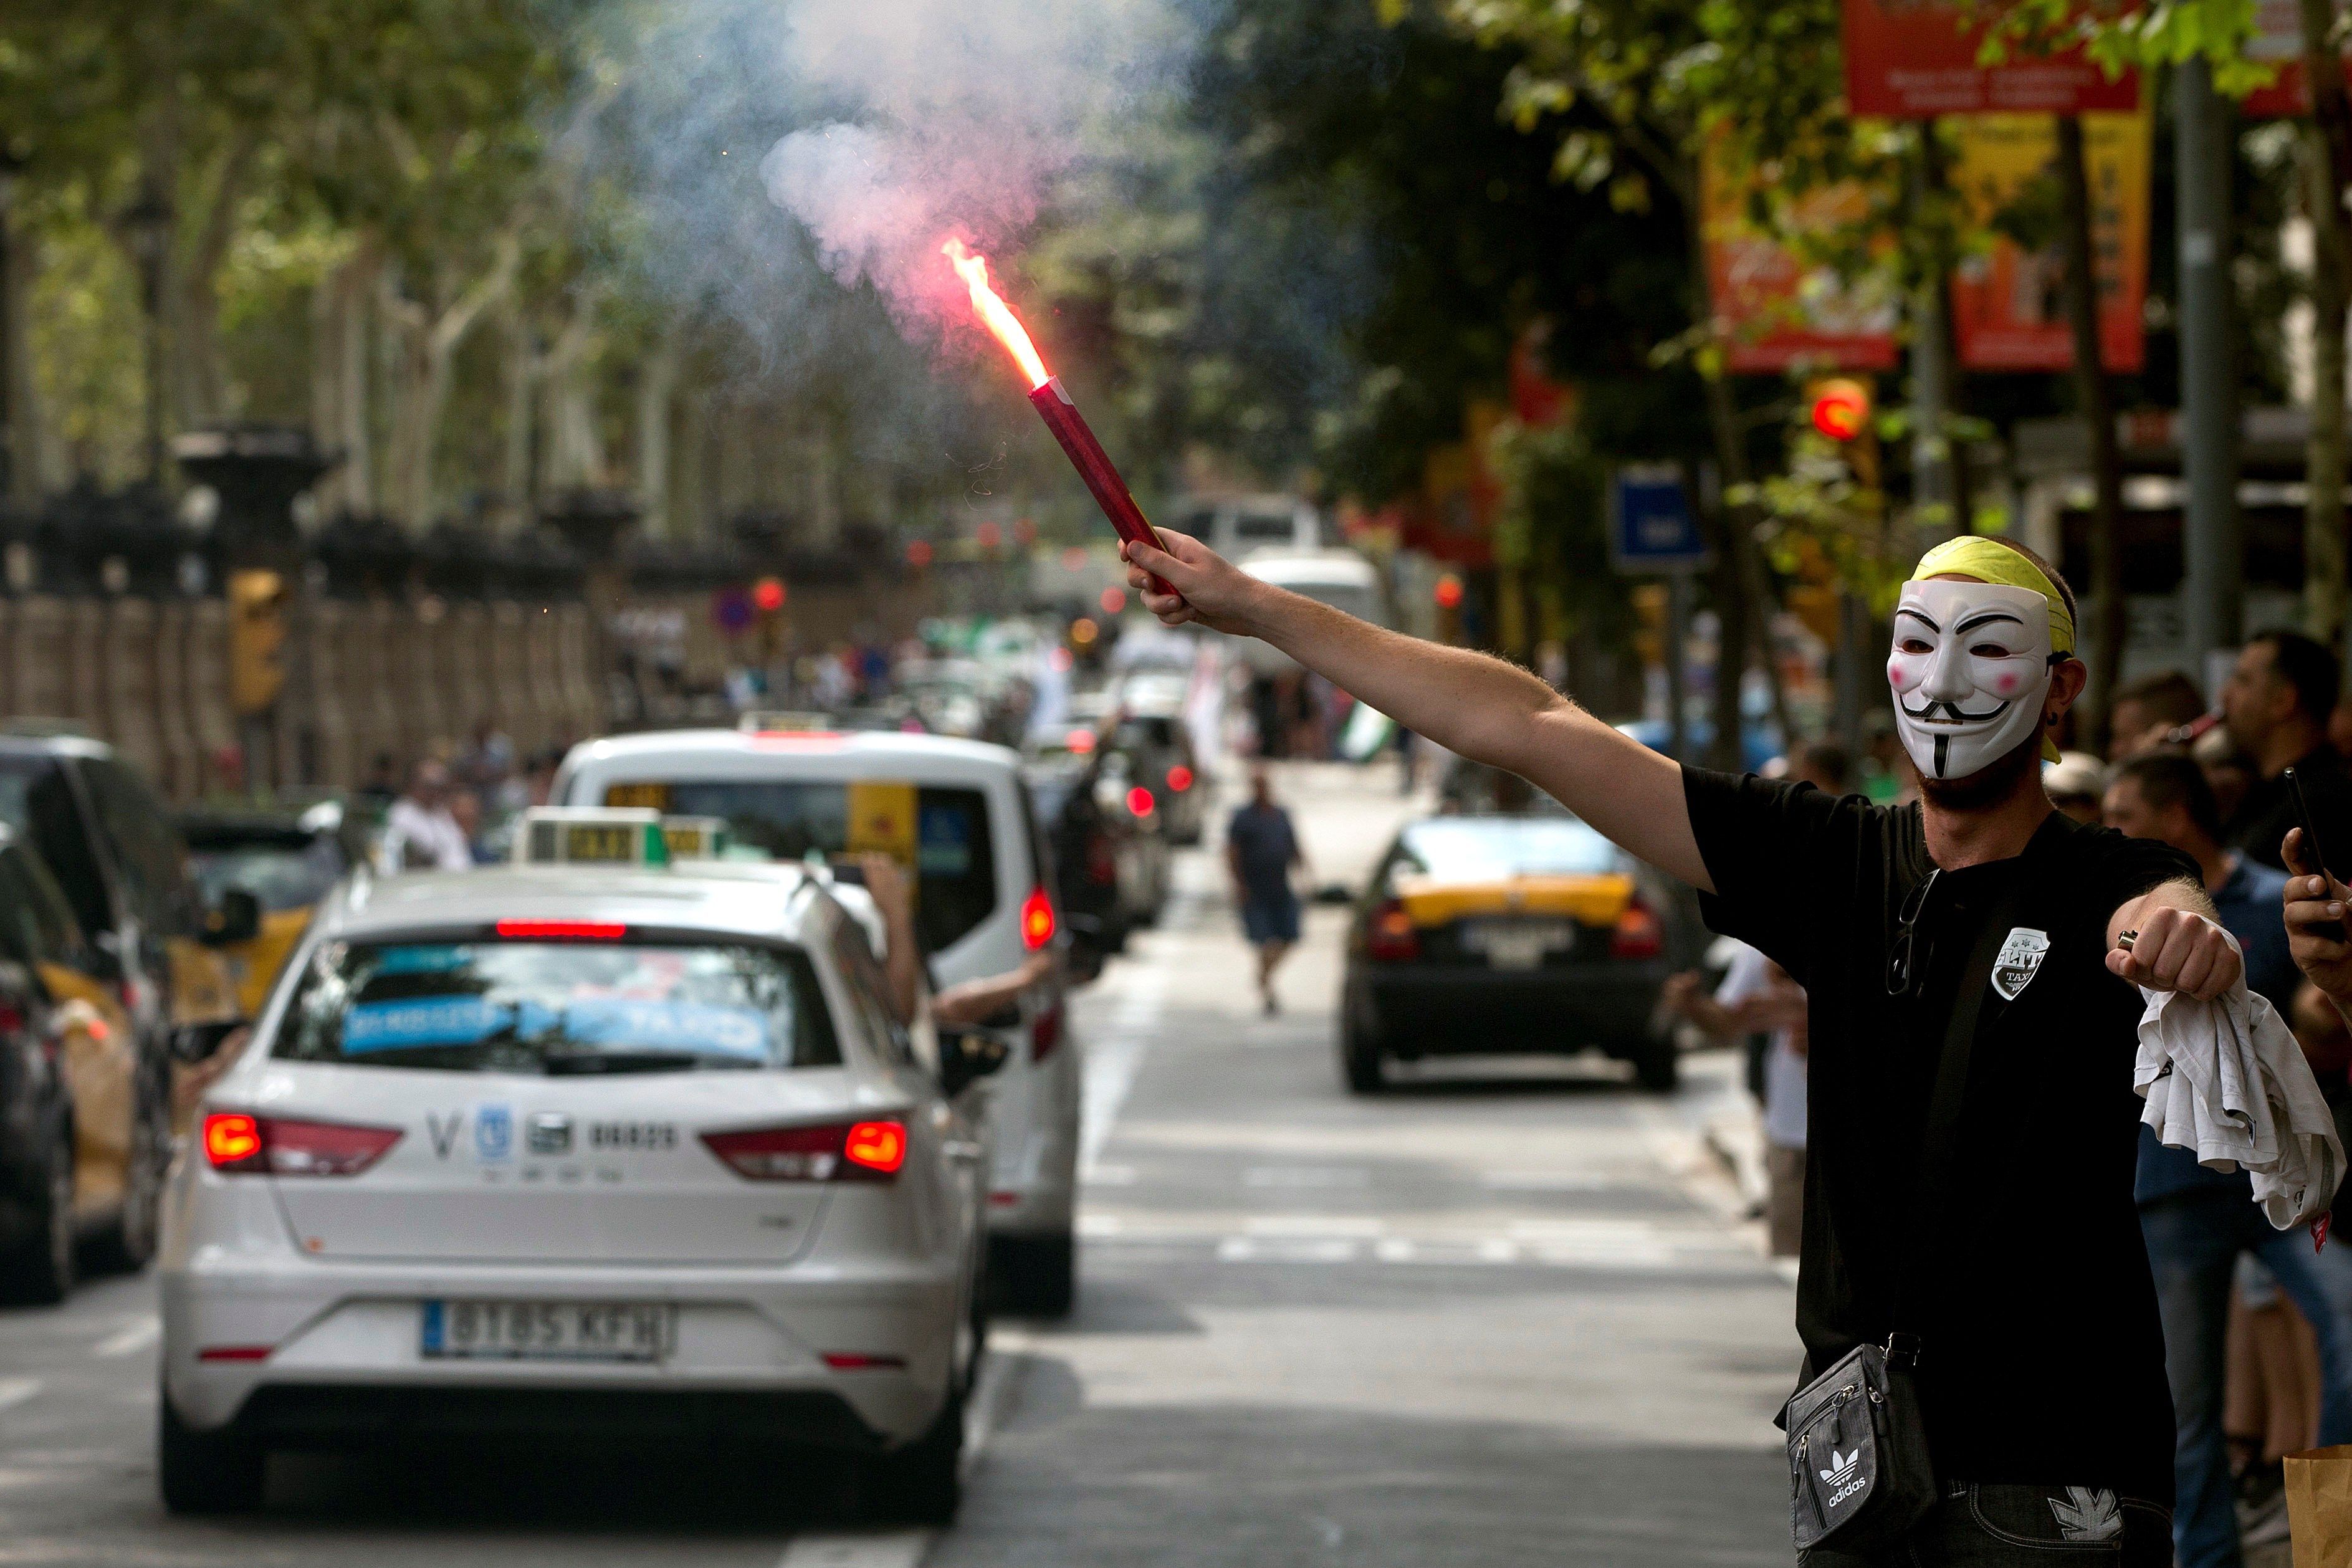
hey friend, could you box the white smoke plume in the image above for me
[759,0,1179,337]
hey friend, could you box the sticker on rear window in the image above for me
[371,945,472,977]
[345,997,510,1053]
[557,1000,768,1059]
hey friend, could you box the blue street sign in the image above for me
[1609,464,1709,573]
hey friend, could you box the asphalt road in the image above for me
[0,758,1800,1567]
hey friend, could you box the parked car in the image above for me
[159,843,1003,1519]
[1337,810,1686,1094]
[179,800,362,1018]
[0,734,252,1274]
[552,727,1088,1314]
[1022,731,1151,959]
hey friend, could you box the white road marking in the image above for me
[0,1379,40,1412]
[774,1532,933,1568]
[1079,972,1163,1176]
[1479,1171,1610,1192]
[1243,1165,1369,1188]
[92,1316,160,1358]
[1081,1162,1137,1187]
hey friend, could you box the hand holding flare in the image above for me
[941,240,1177,601]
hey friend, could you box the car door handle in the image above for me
[942,1140,985,1164]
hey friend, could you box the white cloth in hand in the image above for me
[2133,952,2346,1230]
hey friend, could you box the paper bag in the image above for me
[2286,1445,2352,1568]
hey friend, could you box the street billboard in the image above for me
[1842,0,2140,118]
[1948,107,2151,373]
[2239,0,2343,117]
[1701,138,1900,374]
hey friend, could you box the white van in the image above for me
[1170,494,1320,560]
[552,729,1082,1313]
[1235,550,1388,676]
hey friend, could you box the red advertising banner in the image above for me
[1842,0,2140,118]
[1948,108,2151,373]
[1701,140,1900,374]
[2239,0,2344,118]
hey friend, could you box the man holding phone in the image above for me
[1128,527,2237,1564]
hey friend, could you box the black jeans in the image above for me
[1799,1481,2173,1566]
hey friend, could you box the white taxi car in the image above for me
[156,814,1002,1521]
[553,727,1084,1314]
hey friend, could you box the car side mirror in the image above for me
[935,1025,1010,1097]
[171,1018,249,1064]
[201,888,262,946]
[1312,882,1354,906]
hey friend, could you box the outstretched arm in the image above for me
[1125,532,1710,890]
[2106,880,2239,1001]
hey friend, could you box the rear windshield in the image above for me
[1395,818,1620,880]
[272,939,839,1074]
[598,781,999,952]
[189,837,345,913]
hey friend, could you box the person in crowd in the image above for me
[2045,750,2109,826]
[1128,524,2240,1563]
[2194,727,2259,829]
[1226,765,1308,1015]
[446,788,499,866]
[2221,631,2352,870]
[2102,751,2348,1567]
[2105,754,2298,1011]
[1663,944,1810,1256]
[2110,671,2210,763]
[355,751,400,813]
[378,759,473,872]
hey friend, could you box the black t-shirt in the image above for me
[2228,743,2352,872]
[1226,803,1299,904]
[1683,767,2197,1500]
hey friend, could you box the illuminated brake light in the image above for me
[495,919,628,940]
[1365,901,1420,962]
[1126,785,1155,817]
[1020,887,1056,950]
[822,1352,909,1370]
[198,1346,274,1363]
[843,1121,908,1175]
[1065,729,1096,755]
[700,1121,905,1182]
[203,1112,401,1176]
[1165,764,1193,792]
[1610,901,1665,960]
[203,1112,263,1170]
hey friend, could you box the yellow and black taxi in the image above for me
[180,801,364,1019]
[0,733,252,1284]
[1338,809,1685,1094]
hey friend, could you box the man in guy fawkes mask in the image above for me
[1121,527,2244,1566]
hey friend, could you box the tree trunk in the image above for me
[635,322,681,540]
[538,293,603,494]
[2302,0,2352,645]
[500,305,537,529]
[1,188,40,504]
[380,239,518,528]
[310,242,378,517]
[174,127,261,431]
[2056,115,2125,750]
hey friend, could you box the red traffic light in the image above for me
[1809,379,1873,442]
[1433,573,1465,610]
[752,578,786,613]
[906,539,934,570]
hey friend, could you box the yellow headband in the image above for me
[1908,535,2073,763]
[1909,535,2077,657]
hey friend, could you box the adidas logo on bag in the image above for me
[1819,1449,1866,1508]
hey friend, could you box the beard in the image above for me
[1916,727,2045,813]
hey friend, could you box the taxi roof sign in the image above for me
[659,815,730,860]
[514,807,669,868]
[737,710,835,734]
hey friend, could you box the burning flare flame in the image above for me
[942,238,1049,390]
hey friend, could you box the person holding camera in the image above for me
[1127,528,2245,1564]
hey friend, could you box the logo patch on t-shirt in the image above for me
[1991,927,2051,1001]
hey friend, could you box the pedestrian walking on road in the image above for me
[1227,766,1306,1015]
[1124,526,2300,1566]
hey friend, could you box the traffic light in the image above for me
[1807,378,1874,442]
[752,576,786,613]
[227,570,287,716]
